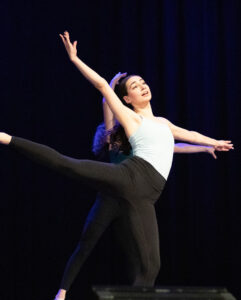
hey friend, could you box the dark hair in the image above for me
[92,122,132,157]
[114,74,137,109]
[109,122,132,155]
[92,75,136,157]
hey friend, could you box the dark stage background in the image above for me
[0,0,240,299]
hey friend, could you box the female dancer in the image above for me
[52,72,218,300]
[0,31,232,300]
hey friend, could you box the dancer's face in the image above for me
[123,76,152,109]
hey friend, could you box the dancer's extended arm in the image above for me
[59,32,139,137]
[174,143,217,159]
[160,118,233,151]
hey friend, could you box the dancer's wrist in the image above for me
[70,55,78,63]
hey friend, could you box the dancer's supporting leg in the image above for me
[56,198,158,300]
[133,203,160,285]
[117,201,160,286]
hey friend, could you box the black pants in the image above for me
[9,137,166,286]
[60,194,143,290]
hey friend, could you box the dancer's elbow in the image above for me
[96,78,109,92]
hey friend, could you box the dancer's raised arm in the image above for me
[59,31,139,137]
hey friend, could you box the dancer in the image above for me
[0,31,232,300]
[55,72,218,299]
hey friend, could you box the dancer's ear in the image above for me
[123,95,131,104]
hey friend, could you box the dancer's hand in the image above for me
[214,140,234,151]
[110,72,127,88]
[59,31,77,62]
[206,147,217,159]
[0,133,12,145]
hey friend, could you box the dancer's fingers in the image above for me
[59,34,66,44]
[212,152,217,159]
[64,31,71,43]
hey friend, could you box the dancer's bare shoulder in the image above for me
[155,116,170,125]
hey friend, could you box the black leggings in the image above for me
[9,137,166,286]
[60,194,142,289]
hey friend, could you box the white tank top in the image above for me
[128,117,174,180]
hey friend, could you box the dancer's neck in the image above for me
[134,103,154,119]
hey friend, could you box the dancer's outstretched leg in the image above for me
[8,136,165,200]
[9,137,129,196]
